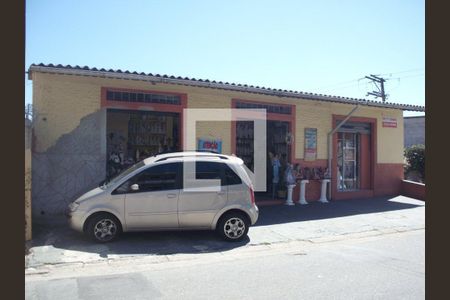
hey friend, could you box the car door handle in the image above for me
[217,191,226,195]
[167,193,177,198]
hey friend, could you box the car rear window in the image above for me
[223,164,242,185]
[194,161,242,186]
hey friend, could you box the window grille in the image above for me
[106,90,181,105]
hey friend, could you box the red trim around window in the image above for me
[100,87,187,149]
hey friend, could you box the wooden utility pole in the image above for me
[365,74,387,102]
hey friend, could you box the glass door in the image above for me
[337,132,360,191]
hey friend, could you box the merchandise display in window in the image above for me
[106,109,180,178]
[236,121,254,170]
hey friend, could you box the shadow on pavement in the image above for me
[29,221,250,258]
[28,196,423,259]
[255,196,423,226]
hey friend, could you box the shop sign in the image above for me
[304,128,317,161]
[198,138,222,153]
[382,117,397,128]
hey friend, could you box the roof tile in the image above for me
[28,63,424,111]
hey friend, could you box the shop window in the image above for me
[153,95,164,103]
[235,121,254,170]
[106,109,180,178]
[113,91,123,101]
[106,89,181,105]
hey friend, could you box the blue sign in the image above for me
[198,138,222,153]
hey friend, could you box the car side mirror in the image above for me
[131,184,139,191]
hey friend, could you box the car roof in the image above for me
[143,151,243,165]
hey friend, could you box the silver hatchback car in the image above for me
[67,152,259,243]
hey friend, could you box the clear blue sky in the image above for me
[25,0,425,116]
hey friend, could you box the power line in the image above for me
[313,77,364,90]
[389,73,424,80]
[318,68,423,89]
[386,77,402,93]
[314,70,423,101]
[377,68,424,77]
[321,81,363,93]
[311,67,423,91]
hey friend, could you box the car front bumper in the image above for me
[67,210,85,232]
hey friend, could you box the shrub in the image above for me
[404,144,425,182]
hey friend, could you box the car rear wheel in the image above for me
[86,213,121,243]
[217,212,250,242]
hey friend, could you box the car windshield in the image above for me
[100,161,146,189]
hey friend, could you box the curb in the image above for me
[25,226,424,276]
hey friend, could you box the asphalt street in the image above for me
[26,229,424,300]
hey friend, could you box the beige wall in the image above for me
[32,72,404,164]
[296,102,404,164]
[32,72,101,152]
[183,89,232,154]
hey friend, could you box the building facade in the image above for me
[28,64,424,216]
[25,118,32,240]
[404,116,425,148]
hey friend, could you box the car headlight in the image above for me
[68,202,80,212]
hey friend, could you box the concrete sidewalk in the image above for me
[25,195,424,273]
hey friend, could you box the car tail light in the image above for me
[249,186,255,205]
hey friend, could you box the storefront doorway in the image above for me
[337,132,359,191]
[232,99,296,200]
[235,119,292,199]
[106,109,180,178]
[336,121,372,192]
[235,120,290,169]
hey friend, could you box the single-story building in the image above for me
[28,63,424,216]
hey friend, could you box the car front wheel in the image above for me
[86,213,121,243]
[217,212,250,242]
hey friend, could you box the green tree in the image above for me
[404,144,425,182]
